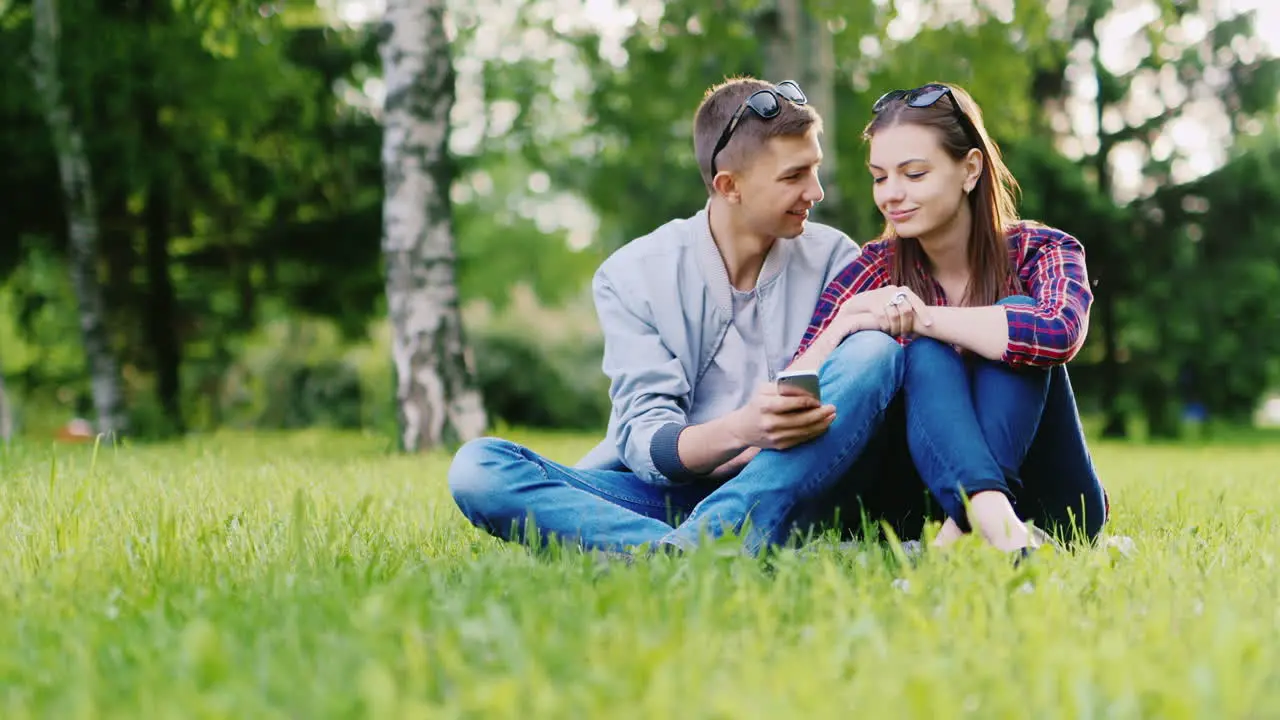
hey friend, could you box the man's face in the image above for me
[734,130,825,240]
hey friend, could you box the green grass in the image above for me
[1,428,1278,718]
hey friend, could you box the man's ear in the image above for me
[712,169,742,203]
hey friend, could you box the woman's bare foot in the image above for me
[929,493,1046,554]
[967,491,1033,552]
[930,517,966,548]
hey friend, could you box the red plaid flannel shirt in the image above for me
[792,221,1093,367]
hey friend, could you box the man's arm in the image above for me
[593,267,705,484]
[674,384,832,474]
[706,446,761,481]
[672,414,753,477]
[595,267,833,483]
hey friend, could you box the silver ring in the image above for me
[891,291,907,305]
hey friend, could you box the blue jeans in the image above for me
[447,438,716,551]
[902,297,1109,544]
[447,331,909,555]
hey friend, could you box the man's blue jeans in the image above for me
[447,331,909,555]
[902,296,1109,544]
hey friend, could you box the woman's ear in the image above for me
[962,148,984,194]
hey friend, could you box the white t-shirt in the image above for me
[688,285,772,424]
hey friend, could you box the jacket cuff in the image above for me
[650,422,701,483]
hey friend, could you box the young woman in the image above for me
[790,82,1109,554]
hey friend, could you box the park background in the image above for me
[2,0,1280,449]
[4,0,1280,716]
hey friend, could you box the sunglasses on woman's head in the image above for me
[710,80,808,175]
[873,84,981,149]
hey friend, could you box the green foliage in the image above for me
[453,158,606,311]
[464,286,613,431]
[192,317,390,434]
[473,330,610,430]
[0,242,85,388]
[556,0,771,247]
[1131,135,1280,424]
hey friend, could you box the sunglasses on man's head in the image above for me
[710,80,808,175]
[873,83,981,148]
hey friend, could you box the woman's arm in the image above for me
[913,226,1093,367]
[998,227,1093,366]
[787,311,882,371]
[790,242,892,363]
[912,306,1009,360]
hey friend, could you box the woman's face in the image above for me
[868,122,978,240]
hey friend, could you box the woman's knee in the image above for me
[903,337,962,380]
[904,336,955,359]
[997,294,1035,308]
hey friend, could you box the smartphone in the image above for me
[775,369,821,402]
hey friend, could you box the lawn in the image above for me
[1,427,1277,718]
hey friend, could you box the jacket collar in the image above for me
[693,201,794,314]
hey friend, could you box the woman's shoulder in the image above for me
[1004,220,1089,283]
[855,234,894,254]
[827,236,892,290]
[1004,220,1080,248]
[1004,221,1086,267]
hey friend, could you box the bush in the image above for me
[472,330,609,430]
[215,311,611,436]
[218,319,370,432]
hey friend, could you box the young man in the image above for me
[448,77,909,556]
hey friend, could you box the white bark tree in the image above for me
[31,0,129,440]
[379,0,486,452]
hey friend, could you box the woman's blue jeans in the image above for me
[902,297,1109,544]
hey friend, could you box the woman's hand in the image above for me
[869,286,933,336]
[826,308,882,347]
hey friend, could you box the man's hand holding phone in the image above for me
[726,372,834,451]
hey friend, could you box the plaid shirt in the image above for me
[793,221,1093,367]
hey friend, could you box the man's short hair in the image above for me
[693,76,823,193]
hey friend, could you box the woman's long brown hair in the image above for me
[864,84,1021,306]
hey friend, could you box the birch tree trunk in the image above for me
[379,0,486,452]
[31,0,129,439]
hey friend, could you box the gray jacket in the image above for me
[575,205,861,484]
